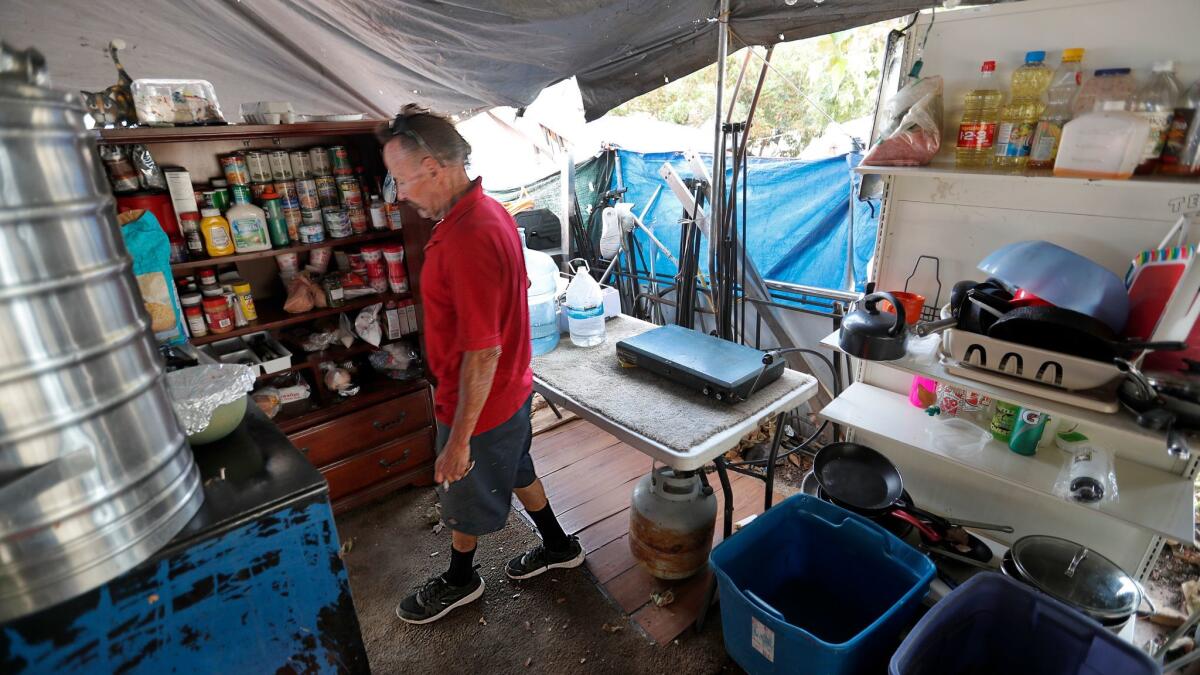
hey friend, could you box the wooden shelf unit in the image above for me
[119,121,438,513]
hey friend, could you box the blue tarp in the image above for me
[612,150,879,295]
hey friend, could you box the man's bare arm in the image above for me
[435,346,501,483]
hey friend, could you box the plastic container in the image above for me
[1027,48,1086,172]
[1129,60,1182,174]
[710,494,934,675]
[889,573,1158,675]
[225,199,271,253]
[564,260,605,347]
[955,60,1004,169]
[198,208,234,257]
[1053,104,1151,179]
[1072,68,1135,116]
[993,51,1053,173]
[1160,78,1200,175]
[522,228,561,356]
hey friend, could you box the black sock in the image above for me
[445,545,476,586]
[528,503,570,552]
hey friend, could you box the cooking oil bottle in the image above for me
[993,51,1053,173]
[1027,48,1086,173]
[956,60,1004,169]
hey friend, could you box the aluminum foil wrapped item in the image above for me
[165,364,255,435]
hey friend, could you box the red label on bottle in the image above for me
[957,122,998,149]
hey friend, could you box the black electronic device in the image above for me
[616,325,785,402]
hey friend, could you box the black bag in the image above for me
[515,209,562,251]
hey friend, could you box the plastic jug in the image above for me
[521,228,560,355]
[564,259,605,347]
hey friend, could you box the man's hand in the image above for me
[435,437,473,485]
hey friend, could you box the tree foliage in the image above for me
[611,19,901,156]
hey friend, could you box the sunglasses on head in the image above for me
[388,114,445,166]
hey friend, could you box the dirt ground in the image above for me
[336,487,743,674]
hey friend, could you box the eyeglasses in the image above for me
[387,114,445,167]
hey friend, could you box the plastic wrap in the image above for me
[165,364,255,435]
[369,341,422,380]
[355,303,382,346]
[1053,432,1119,505]
[863,75,943,166]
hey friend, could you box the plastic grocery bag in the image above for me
[863,75,943,166]
[118,209,186,344]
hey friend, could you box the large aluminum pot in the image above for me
[0,44,202,622]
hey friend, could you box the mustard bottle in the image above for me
[199,208,235,257]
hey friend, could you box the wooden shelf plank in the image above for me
[172,230,402,275]
[96,120,383,144]
[273,377,428,435]
[191,291,408,345]
[820,382,1195,543]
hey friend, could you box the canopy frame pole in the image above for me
[710,0,730,334]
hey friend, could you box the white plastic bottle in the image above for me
[225,190,272,253]
[1129,60,1182,174]
[521,228,560,356]
[564,260,605,347]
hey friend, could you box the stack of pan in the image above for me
[0,45,202,622]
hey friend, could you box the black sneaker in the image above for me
[395,572,485,624]
[505,536,585,580]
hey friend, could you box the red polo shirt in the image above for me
[420,179,533,434]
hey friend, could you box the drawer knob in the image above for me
[373,411,408,432]
[379,449,411,469]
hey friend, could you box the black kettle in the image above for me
[839,292,908,361]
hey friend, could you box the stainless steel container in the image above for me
[0,44,203,622]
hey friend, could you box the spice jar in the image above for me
[230,279,258,321]
[202,296,234,334]
[198,267,218,287]
[322,275,345,307]
[180,293,207,338]
[199,282,224,298]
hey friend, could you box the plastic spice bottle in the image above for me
[199,208,235,257]
[180,292,207,337]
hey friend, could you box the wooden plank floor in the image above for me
[520,418,777,645]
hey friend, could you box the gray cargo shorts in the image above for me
[435,394,535,536]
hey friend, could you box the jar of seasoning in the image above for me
[198,267,218,287]
[179,212,204,258]
[231,279,258,321]
[202,296,234,334]
[180,293,207,337]
[199,283,223,299]
[322,275,345,307]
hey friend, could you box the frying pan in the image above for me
[813,442,1013,534]
[987,305,1185,362]
[914,282,1012,337]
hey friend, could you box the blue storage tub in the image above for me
[710,493,935,675]
[890,573,1159,675]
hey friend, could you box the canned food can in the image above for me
[309,146,332,176]
[348,206,369,234]
[328,145,352,176]
[269,150,294,180]
[301,207,324,225]
[315,175,340,208]
[296,178,320,210]
[229,184,253,205]
[201,190,217,210]
[337,176,363,208]
[220,153,250,185]
[210,187,231,213]
[289,150,313,179]
[274,179,299,204]
[386,202,404,230]
[282,206,302,241]
[322,206,352,238]
[299,223,325,244]
[245,151,272,183]
[250,181,271,204]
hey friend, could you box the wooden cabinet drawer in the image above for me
[289,390,431,467]
[322,430,434,501]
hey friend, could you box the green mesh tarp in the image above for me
[486,153,606,234]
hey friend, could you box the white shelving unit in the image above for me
[823,0,1200,578]
[821,382,1194,542]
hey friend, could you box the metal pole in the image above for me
[711,0,729,330]
[559,150,575,271]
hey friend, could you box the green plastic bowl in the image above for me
[187,395,247,445]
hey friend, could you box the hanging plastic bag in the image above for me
[863,75,943,166]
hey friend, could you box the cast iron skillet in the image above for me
[987,305,1185,362]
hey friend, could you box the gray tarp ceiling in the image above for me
[2,1,957,122]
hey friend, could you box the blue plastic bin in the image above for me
[710,493,935,675]
[890,573,1159,675]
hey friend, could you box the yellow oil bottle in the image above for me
[955,60,1005,169]
[993,51,1053,173]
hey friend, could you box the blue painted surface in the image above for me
[2,499,365,674]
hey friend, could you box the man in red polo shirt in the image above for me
[379,106,583,625]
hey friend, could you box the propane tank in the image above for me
[629,464,717,580]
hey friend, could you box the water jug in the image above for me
[565,259,606,347]
[520,228,560,355]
